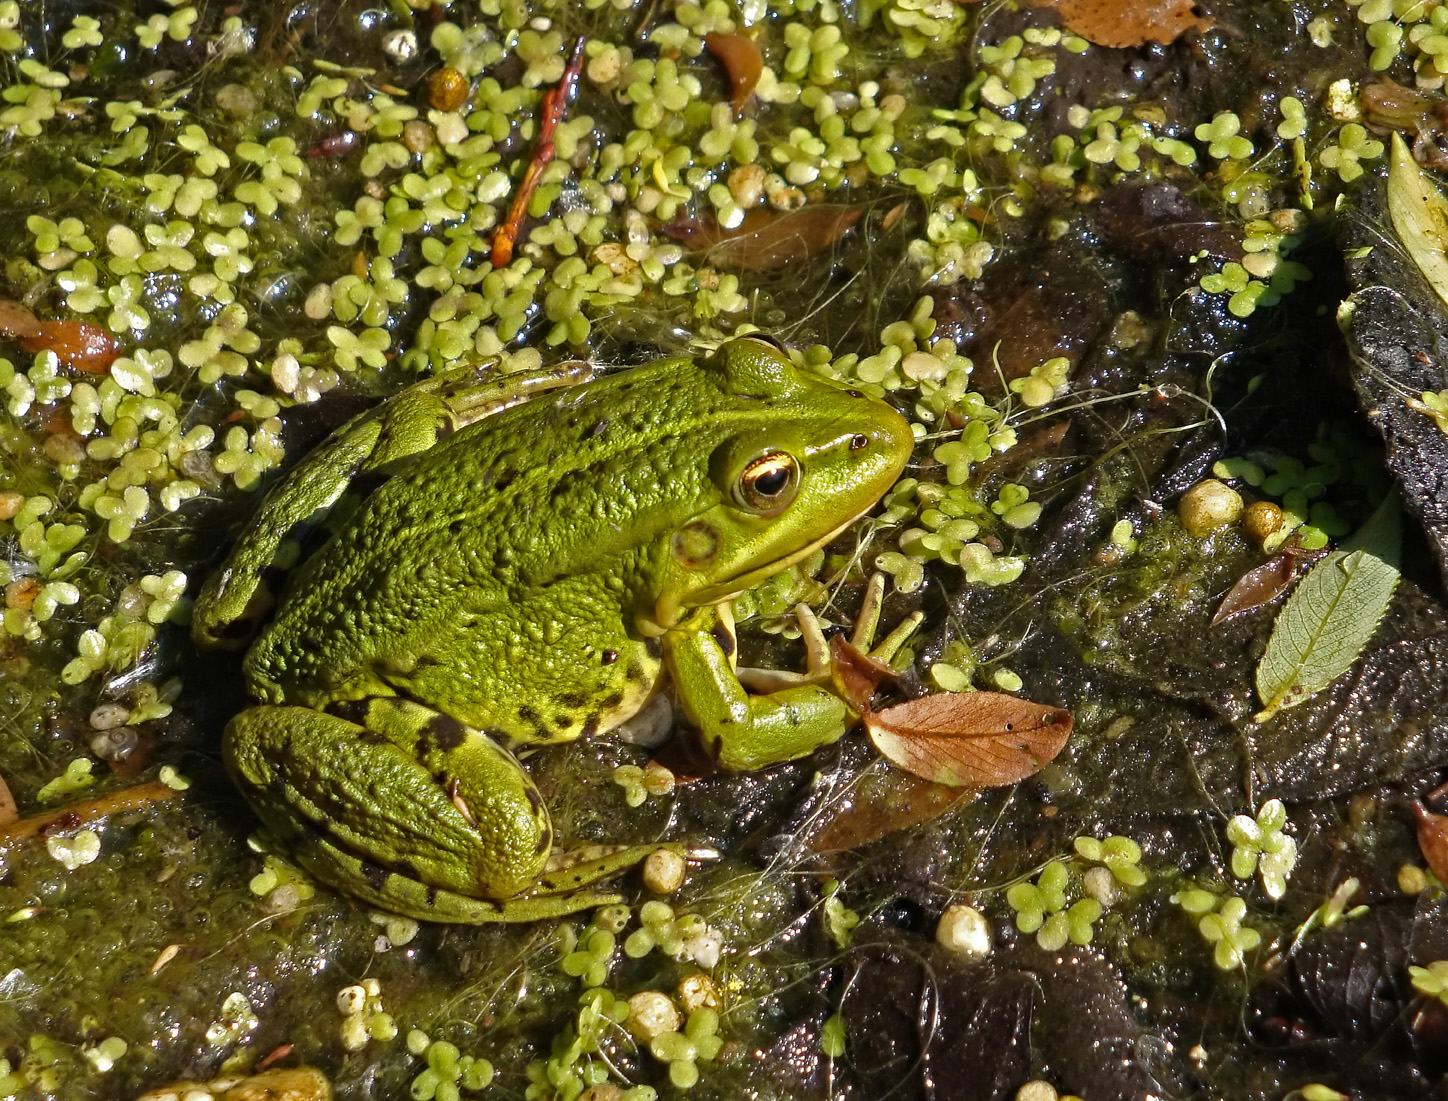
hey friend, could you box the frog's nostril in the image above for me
[849,433,869,451]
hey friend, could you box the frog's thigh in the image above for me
[224,704,554,916]
[665,626,851,772]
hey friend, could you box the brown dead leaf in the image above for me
[659,204,863,271]
[0,771,15,827]
[1211,553,1299,626]
[807,770,976,854]
[21,320,122,373]
[829,635,897,713]
[1211,544,1326,625]
[1415,802,1448,886]
[703,33,762,114]
[0,298,43,340]
[1024,0,1212,48]
[866,692,1072,788]
[0,299,121,372]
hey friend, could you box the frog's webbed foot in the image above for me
[736,572,922,692]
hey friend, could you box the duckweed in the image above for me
[1226,799,1299,900]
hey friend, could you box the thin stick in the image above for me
[489,36,586,267]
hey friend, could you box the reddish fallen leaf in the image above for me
[0,771,16,827]
[807,770,975,854]
[829,635,897,713]
[0,298,43,340]
[1415,802,1448,886]
[660,204,863,272]
[20,320,122,373]
[703,33,762,114]
[1211,554,1299,626]
[1023,0,1212,48]
[1211,543,1326,626]
[866,692,1072,787]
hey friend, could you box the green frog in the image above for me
[192,336,913,922]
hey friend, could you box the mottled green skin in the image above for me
[194,338,912,922]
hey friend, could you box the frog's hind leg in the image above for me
[224,700,614,923]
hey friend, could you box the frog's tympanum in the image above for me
[193,337,912,922]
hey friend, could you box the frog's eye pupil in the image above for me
[737,451,799,513]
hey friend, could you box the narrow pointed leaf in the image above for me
[829,635,897,713]
[1254,496,1401,721]
[866,692,1072,788]
[1388,131,1448,311]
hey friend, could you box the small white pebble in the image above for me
[627,990,682,1040]
[936,904,992,957]
[643,848,687,895]
[382,29,417,61]
[1015,1081,1059,1101]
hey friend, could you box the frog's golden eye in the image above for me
[743,333,788,354]
[735,450,799,514]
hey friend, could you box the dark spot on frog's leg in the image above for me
[357,728,388,746]
[517,704,540,731]
[525,786,546,815]
[579,715,600,739]
[625,660,647,683]
[601,649,619,665]
[644,637,663,659]
[327,699,370,725]
[426,714,467,751]
[710,623,735,658]
[394,858,421,882]
[360,858,391,892]
[556,692,586,710]
[600,692,623,711]
[535,823,553,855]
[553,715,574,732]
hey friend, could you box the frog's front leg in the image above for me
[194,359,589,649]
[224,698,657,922]
[665,607,856,772]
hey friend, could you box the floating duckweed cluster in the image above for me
[1210,425,1373,551]
[1001,835,1148,951]
[1226,798,1299,900]
[1172,889,1263,970]
[525,921,724,1100]
[246,851,318,915]
[1005,860,1103,951]
[407,1031,495,1100]
[1410,959,1448,1005]
[335,978,398,1052]
[611,762,678,806]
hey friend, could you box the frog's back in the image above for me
[243,357,727,734]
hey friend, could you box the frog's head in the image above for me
[639,336,913,634]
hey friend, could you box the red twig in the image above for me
[489,36,586,267]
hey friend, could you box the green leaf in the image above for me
[1254,495,1402,721]
[1387,132,1448,312]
